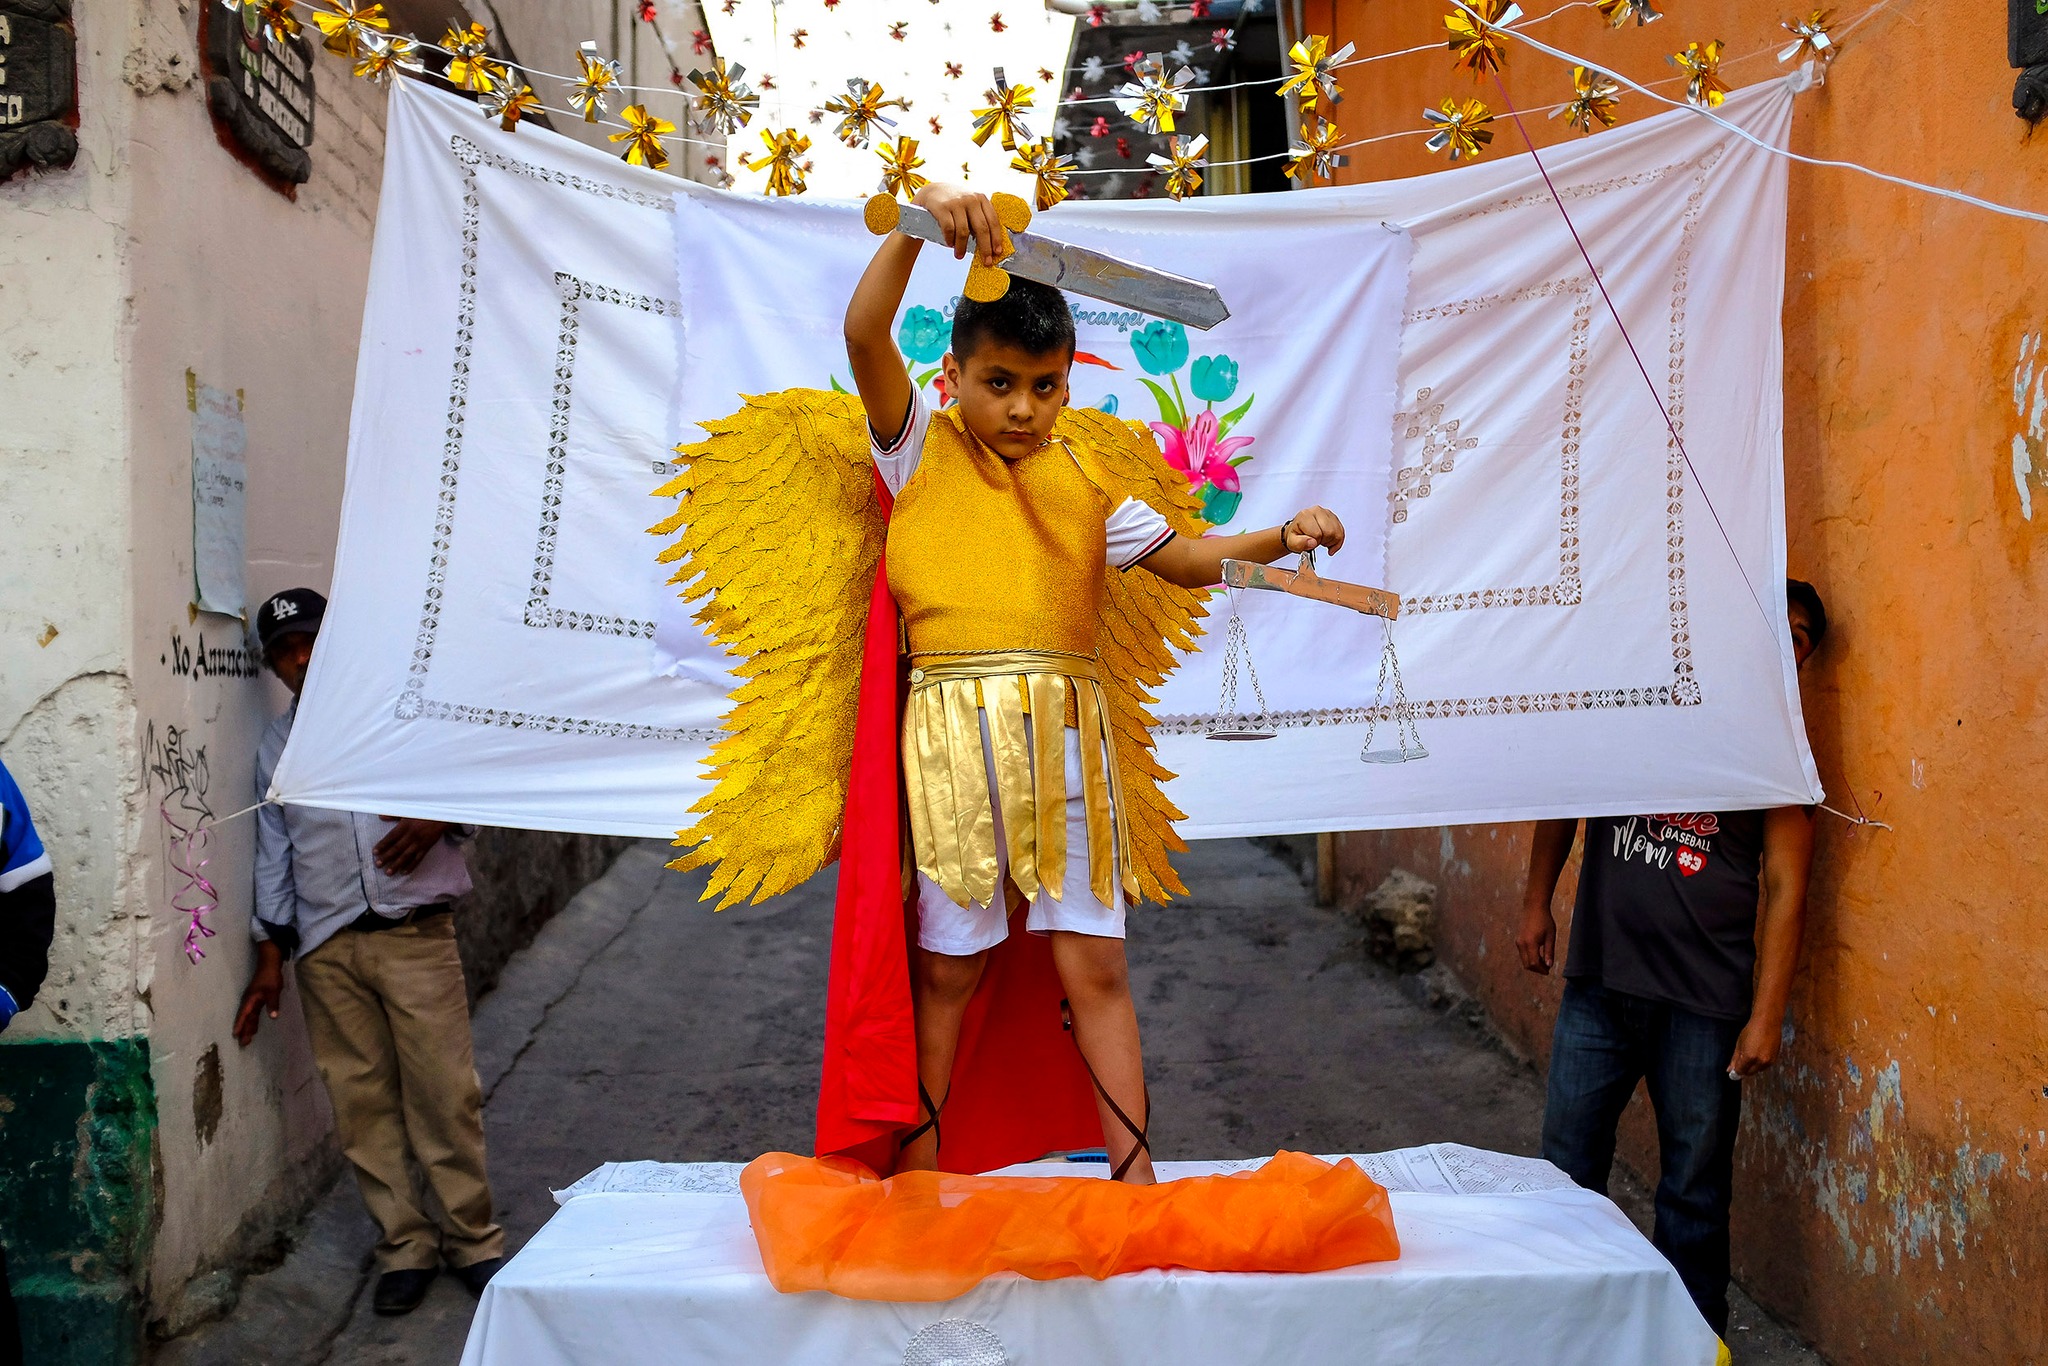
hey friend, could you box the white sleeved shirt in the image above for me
[870,388,1177,571]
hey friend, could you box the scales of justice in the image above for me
[867,189,1429,765]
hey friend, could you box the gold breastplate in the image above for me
[885,411,1108,661]
[885,409,1131,911]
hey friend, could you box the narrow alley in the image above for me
[158,839,1819,1365]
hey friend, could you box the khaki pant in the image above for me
[295,916,504,1272]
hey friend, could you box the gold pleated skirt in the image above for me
[903,650,1132,912]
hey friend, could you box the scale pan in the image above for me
[1360,745,1429,764]
[1206,727,1277,742]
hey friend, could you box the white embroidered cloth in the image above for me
[456,1146,1717,1366]
[276,76,1821,839]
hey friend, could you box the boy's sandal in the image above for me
[1061,999,1153,1182]
[899,1081,946,1153]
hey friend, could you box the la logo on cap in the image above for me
[272,597,299,619]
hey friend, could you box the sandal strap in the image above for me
[1061,1000,1152,1181]
[899,1080,945,1152]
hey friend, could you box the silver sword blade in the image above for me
[890,204,1231,331]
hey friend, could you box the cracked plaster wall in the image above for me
[2,3,658,1336]
[112,0,402,1321]
[1311,4,2048,1363]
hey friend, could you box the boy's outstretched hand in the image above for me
[1136,505,1348,590]
[913,183,1011,267]
[1281,505,1345,556]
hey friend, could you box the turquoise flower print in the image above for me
[1200,485,1242,525]
[1190,354,1239,403]
[1092,394,1119,415]
[1130,320,1189,376]
[897,306,949,364]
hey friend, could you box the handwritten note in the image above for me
[190,380,247,618]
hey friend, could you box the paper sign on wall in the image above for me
[189,376,247,619]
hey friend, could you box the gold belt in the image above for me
[900,650,1130,911]
[908,649,1100,688]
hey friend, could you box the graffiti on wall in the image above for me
[142,721,220,962]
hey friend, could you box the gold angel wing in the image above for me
[649,388,883,908]
[1055,405,1210,904]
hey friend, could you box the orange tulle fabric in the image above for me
[739,1150,1402,1302]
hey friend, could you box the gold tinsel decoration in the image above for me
[1147,133,1208,201]
[1550,65,1621,133]
[877,135,931,198]
[758,127,812,196]
[1010,139,1075,211]
[352,34,422,84]
[1277,34,1354,110]
[1444,1,1523,79]
[1778,10,1837,65]
[439,23,508,94]
[971,68,1037,150]
[1423,96,1495,161]
[1285,116,1348,182]
[1114,55,1195,135]
[570,41,622,123]
[1593,0,1660,27]
[826,78,907,149]
[611,103,677,169]
[1669,40,1729,109]
[688,58,760,135]
[310,2,388,58]
[484,84,541,132]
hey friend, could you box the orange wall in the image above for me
[1303,4,2048,1363]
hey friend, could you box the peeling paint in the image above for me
[1761,1056,2013,1283]
[2011,332,2048,520]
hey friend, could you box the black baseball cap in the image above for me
[256,588,327,651]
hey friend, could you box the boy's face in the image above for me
[942,339,1072,460]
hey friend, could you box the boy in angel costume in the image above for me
[655,184,1345,1183]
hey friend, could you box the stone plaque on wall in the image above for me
[0,0,80,180]
[204,1,315,185]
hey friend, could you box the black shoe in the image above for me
[452,1256,504,1296]
[372,1267,437,1316]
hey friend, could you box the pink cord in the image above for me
[161,800,220,962]
[1487,72,1772,629]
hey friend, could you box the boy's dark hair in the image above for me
[1786,577,1828,645]
[951,279,1076,361]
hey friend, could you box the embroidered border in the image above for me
[1394,275,1592,615]
[398,136,692,743]
[1155,683,1676,735]
[414,698,717,743]
[524,271,681,640]
[1161,147,1727,732]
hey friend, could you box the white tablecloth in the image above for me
[460,1146,1721,1366]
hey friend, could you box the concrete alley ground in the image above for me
[158,839,1822,1365]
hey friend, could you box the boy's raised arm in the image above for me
[843,234,921,444]
[843,184,1011,444]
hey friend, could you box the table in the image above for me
[459,1145,1723,1366]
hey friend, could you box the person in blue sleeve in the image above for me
[0,756,58,1366]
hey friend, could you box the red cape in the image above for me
[814,475,1104,1176]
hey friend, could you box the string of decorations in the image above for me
[1441,0,2048,225]
[215,0,2048,228]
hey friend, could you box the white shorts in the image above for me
[915,717,1127,957]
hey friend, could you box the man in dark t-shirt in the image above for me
[1515,579,1827,1336]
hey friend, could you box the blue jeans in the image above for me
[1541,980,1744,1335]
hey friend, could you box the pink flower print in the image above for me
[1148,409,1253,491]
